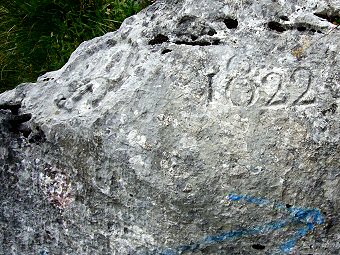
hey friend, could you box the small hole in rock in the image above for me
[29,127,46,144]
[161,49,172,54]
[252,244,266,250]
[279,15,289,21]
[22,127,32,138]
[174,39,220,46]
[191,35,198,41]
[129,194,134,197]
[8,114,32,134]
[0,104,21,115]
[314,12,340,24]
[149,34,169,45]
[224,18,238,29]
[286,204,292,208]
[314,13,328,20]
[107,222,114,229]
[207,28,217,36]
[123,227,128,233]
[178,15,196,25]
[106,39,117,47]
[212,39,221,45]
[297,26,307,31]
[267,21,286,32]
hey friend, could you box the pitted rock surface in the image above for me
[0,0,339,254]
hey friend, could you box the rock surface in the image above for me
[1,0,339,254]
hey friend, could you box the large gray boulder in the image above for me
[0,0,339,254]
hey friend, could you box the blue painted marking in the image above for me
[228,193,270,206]
[226,193,325,253]
[150,193,325,254]
[228,193,244,201]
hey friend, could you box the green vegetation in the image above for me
[0,0,152,93]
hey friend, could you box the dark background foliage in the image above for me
[0,0,152,93]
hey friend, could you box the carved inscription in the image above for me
[225,57,257,107]
[224,66,315,108]
[289,68,315,105]
[54,77,118,112]
[261,72,286,106]
[228,78,255,106]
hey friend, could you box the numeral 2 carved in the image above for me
[261,72,286,106]
[223,65,315,108]
[290,68,315,105]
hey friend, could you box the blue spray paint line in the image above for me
[227,193,270,206]
[286,206,325,225]
[227,193,324,225]
[280,225,311,253]
[279,206,324,253]
[203,219,290,244]
[227,193,325,253]
[150,193,325,255]
[154,219,290,255]
[155,220,291,254]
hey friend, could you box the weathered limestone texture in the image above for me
[1,0,339,254]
